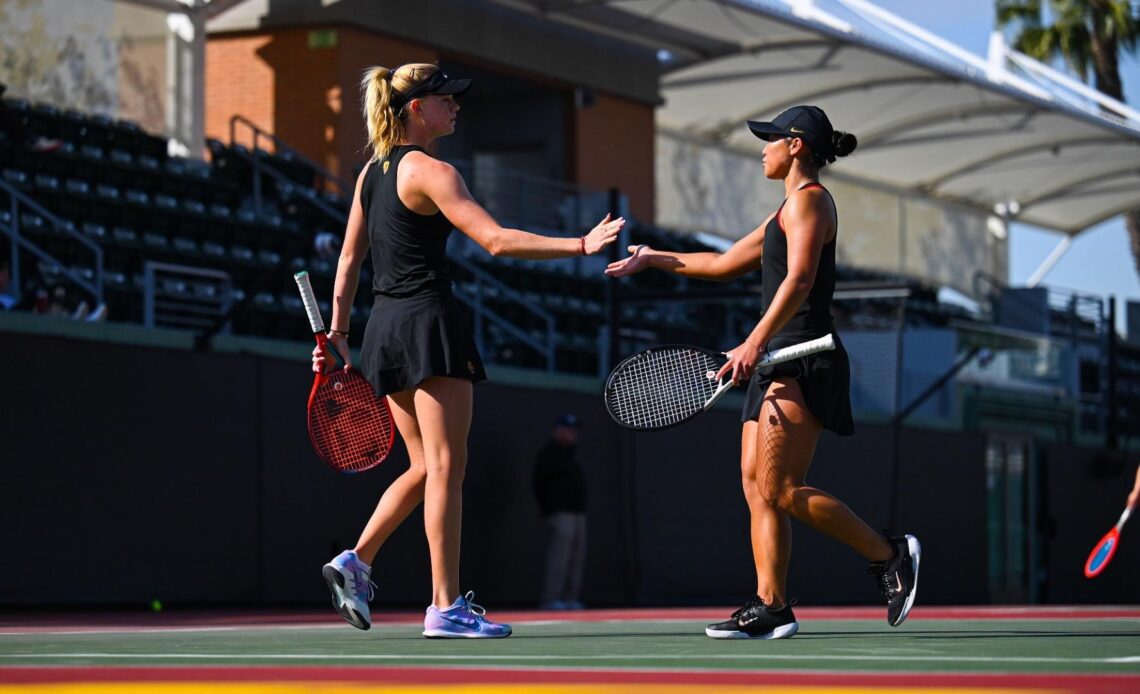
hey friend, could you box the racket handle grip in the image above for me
[1118,506,1133,530]
[294,270,326,334]
[757,333,835,368]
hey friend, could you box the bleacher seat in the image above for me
[1,101,995,375]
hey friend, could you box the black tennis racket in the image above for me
[604,334,836,431]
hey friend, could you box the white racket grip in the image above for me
[704,334,837,411]
[293,271,326,334]
[1118,507,1133,530]
[758,333,835,368]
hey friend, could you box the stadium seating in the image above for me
[1,98,994,376]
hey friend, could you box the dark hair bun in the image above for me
[832,131,858,157]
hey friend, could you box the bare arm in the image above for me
[604,216,770,281]
[330,166,372,333]
[715,190,829,384]
[1128,464,1140,509]
[413,155,622,259]
[313,165,371,373]
[744,191,827,347]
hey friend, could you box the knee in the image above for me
[425,450,467,485]
[744,476,797,512]
[405,460,428,483]
[770,483,800,513]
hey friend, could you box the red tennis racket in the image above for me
[1084,506,1132,579]
[294,271,394,473]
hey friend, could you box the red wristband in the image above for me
[579,236,586,255]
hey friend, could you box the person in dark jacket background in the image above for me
[533,413,587,610]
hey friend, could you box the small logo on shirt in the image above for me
[467,361,476,374]
[382,160,390,174]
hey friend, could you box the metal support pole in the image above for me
[1026,236,1072,288]
[606,187,622,371]
[1106,296,1118,449]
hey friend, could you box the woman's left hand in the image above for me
[582,213,625,255]
[605,244,652,277]
[715,340,763,386]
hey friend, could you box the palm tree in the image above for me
[996,0,1140,277]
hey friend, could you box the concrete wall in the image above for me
[0,0,168,133]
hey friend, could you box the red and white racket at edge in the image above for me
[294,271,394,473]
[1084,506,1132,579]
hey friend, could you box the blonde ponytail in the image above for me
[360,63,442,162]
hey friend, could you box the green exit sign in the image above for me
[308,29,338,49]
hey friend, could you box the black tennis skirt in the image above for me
[360,291,487,396]
[741,331,855,436]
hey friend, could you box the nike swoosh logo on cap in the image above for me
[790,127,804,133]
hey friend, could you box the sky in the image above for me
[864,0,1140,336]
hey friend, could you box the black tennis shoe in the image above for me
[705,596,799,639]
[869,533,921,627]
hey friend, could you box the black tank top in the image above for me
[761,182,837,339]
[360,144,454,297]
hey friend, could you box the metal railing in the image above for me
[449,252,556,372]
[228,115,352,221]
[974,271,1106,340]
[454,159,611,235]
[0,179,104,305]
[144,261,233,331]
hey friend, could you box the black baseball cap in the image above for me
[747,105,834,156]
[391,69,471,112]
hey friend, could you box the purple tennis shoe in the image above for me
[423,591,512,639]
[322,549,376,630]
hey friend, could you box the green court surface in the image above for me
[2,613,1139,676]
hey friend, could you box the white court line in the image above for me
[0,624,353,637]
[0,618,706,637]
[1,653,1137,665]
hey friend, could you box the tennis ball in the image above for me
[150,599,163,612]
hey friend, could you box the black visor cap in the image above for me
[392,70,471,112]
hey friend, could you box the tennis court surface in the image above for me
[2,606,1138,693]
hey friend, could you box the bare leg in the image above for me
[741,418,794,607]
[413,376,473,609]
[745,378,892,606]
[352,390,427,565]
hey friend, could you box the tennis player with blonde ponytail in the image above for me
[315,63,624,638]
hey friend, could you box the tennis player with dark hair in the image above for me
[606,105,919,639]
[314,63,624,638]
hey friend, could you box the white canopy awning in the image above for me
[497,0,1140,235]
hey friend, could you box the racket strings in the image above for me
[310,372,393,472]
[607,348,721,429]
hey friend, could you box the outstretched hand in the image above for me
[582,213,625,255]
[604,244,652,277]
